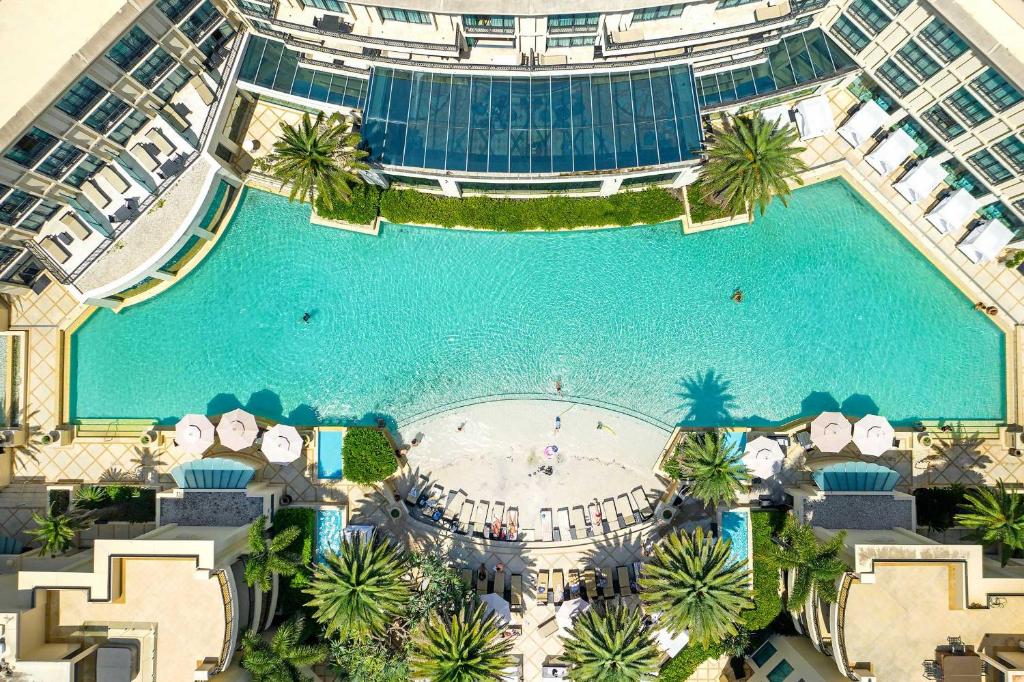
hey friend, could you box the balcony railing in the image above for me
[239,9,460,52]
[832,572,860,681]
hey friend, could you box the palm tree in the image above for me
[678,431,749,508]
[304,532,411,641]
[640,527,752,645]
[955,481,1024,566]
[256,111,368,212]
[699,112,807,218]
[27,506,92,557]
[409,603,514,682]
[562,605,659,681]
[244,515,301,592]
[769,515,847,612]
[241,614,328,682]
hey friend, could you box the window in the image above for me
[63,154,104,188]
[945,87,993,125]
[921,104,965,140]
[751,641,778,667]
[84,94,130,133]
[36,143,84,179]
[18,200,60,233]
[132,47,176,87]
[0,187,40,226]
[4,127,58,168]
[969,149,1012,183]
[106,26,155,71]
[878,0,911,13]
[994,135,1024,174]
[108,110,150,146]
[157,0,196,21]
[55,77,105,119]
[920,18,968,62]
[302,0,347,10]
[154,64,193,101]
[377,8,430,23]
[848,0,890,35]
[716,0,760,7]
[972,68,1024,112]
[767,659,795,682]
[547,36,595,48]
[830,16,870,53]
[896,40,940,80]
[182,1,220,41]
[876,59,918,96]
[633,4,684,21]
[463,15,515,31]
[237,0,272,17]
[548,13,599,31]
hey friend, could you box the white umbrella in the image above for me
[175,414,215,454]
[216,408,259,451]
[556,598,592,633]
[742,436,785,479]
[853,414,895,457]
[480,592,512,627]
[262,424,303,463]
[810,412,852,453]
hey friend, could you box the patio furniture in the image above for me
[443,490,465,524]
[511,574,523,612]
[552,569,565,604]
[506,507,519,541]
[602,498,621,531]
[759,104,792,129]
[493,568,505,599]
[588,501,602,531]
[571,505,589,537]
[41,236,71,264]
[538,569,551,604]
[894,158,947,205]
[131,142,161,172]
[317,13,344,33]
[158,153,188,179]
[568,569,581,598]
[959,219,1014,264]
[458,499,474,533]
[539,508,554,542]
[405,476,426,504]
[190,74,215,106]
[471,499,489,535]
[631,487,653,520]
[99,164,131,194]
[583,568,597,600]
[600,568,615,599]
[837,100,887,148]
[491,501,505,538]
[537,615,558,637]
[794,95,835,141]
[109,199,140,224]
[927,188,978,235]
[795,430,814,453]
[865,128,916,176]
[617,566,633,596]
[939,653,982,681]
[83,179,112,209]
[146,127,176,157]
[617,493,637,526]
[556,507,572,541]
[60,212,91,241]
[476,569,488,595]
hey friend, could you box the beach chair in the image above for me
[537,615,558,637]
[131,142,160,172]
[631,487,653,520]
[41,237,71,264]
[617,566,633,597]
[588,501,603,532]
[83,179,112,209]
[571,505,589,537]
[617,493,637,526]
[644,488,661,513]
[601,567,615,599]
[537,569,551,604]
[506,507,520,541]
[146,127,176,157]
[476,569,488,596]
[556,507,572,541]
[471,500,489,536]
[490,501,505,539]
[460,568,472,590]
[511,574,524,612]
[539,508,554,542]
[404,476,426,504]
[99,164,131,194]
[568,569,581,598]
[552,569,565,604]
[443,490,465,524]
[60,212,91,241]
[458,499,474,534]
[583,568,597,600]
[603,498,622,531]
[493,570,505,599]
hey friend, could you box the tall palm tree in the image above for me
[256,111,368,212]
[244,516,302,592]
[769,515,847,612]
[27,506,92,557]
[562,605,659,681]
[304,532,411,641]
[241,614,328,682]
[640,527,752,645]
[409,603,514,682]
[955,481,1024,566]
[678,431,749,508]
[699,112,807,218]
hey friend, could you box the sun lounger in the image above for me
[617,566,633,597]
[865,128,916,176]
[631,487,653,520]
[603,498,621,531]
[60,212,91,241]
[926,188,978,235]
[959,219,1014,264]
[793,95,835,141]
[552,569,565,604]
[571,505,588,537]
[190,74,216,106]
[617,493,637,526]
[460,568,473,590]
[83,179,112,209]
[443,490,465,523]
[568,569,581,598]
[837,99,887,148]
[539,508,553,542]
[556,507,572,541]
[584,568,598,600]
[537,615,558,637]
[458,499,474,533]
[471,499,489,536]
[131,142,160,173]
[146,127,176,157]
[426,484,445,521]
[490,501,505,539]
[601,567,615,599]
[476,570,488,596]
[588,501,602,531]
[506,507,519,541]
[41,236,71,264]
[894,157,946,205]
[99,164,131,194]
[537,569,551,604]
[404,476,425,504]
[493,569,505,598]
[511,574,523,612]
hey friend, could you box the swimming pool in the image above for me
[315,507,342,563]
[719,509,751,568]
[316,428,344,480]
[69,179,1005,426]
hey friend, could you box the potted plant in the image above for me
[139,431,155,446]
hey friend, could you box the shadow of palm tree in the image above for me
[129,446,167,485]
[99,467,139,483]
[7,405,44,475]
[677,370,737,426]
[920,421,991,486]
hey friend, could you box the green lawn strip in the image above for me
[686,183,733,224]
[314,184,382,224]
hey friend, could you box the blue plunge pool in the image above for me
[316,429,344,480]
[69,179,1006,426]
[315,507,342,563]
[720,509,751,568]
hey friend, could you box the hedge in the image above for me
[314,184,381,225]
[272,507,316,617]
[379,188,682,231]
[686,183,733,224]
[74,485,156,523]
[343,427,398,484]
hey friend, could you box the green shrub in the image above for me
[660,641,727,681]
[914,485,969,532]
[48,489,70,516]
[315,184,381,225]
[343,427,397,484]
[272,507,316,617]
[686,183,732,224]
[379,188,682,231]
[74,485,108,509]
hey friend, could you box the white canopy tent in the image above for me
[852,414,896,457]
[760,104,793,129]
[654,626,690,658]
[262,423,304,463]
[837,100,888,148]
[174,414,215,455]
[556,598,592,635]
[742,436,785,479]
[216,408,259,451]
[865,129,916,176]
[810,412,852,453]
[958,219,1014,264]
[894,158,947,204]
[794,95,835,141]
[481,592,512,627]
[926,188,978,234]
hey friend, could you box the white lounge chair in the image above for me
[793,95,835,141]
[99,164,131,194]
[837,100,888,148]
[131,142,160,173]
[894,158,947,205]
[926,189,978,235]
[759,104,793,129]
[41,236,71,264]
[958,219,1014,264]
[539,508,553,542]
[60,212,91,241]
[865,129,916,176]
[82,179,112,209]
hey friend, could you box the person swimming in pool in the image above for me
[732,289,743,303]
[302,312,311,323]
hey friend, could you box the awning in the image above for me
[216,408,259,451]
[174,414,215,454]
[926,188,978,234]
[838,100,888,148]
[865,129,916,176]
[810,412,852,453]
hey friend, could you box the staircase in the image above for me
[915,419,1003,442]
[74,418,157,442]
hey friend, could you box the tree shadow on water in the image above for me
[677,369,737,427]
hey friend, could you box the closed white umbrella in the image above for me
[742,436,785,479]
[175,414,215,454]
[480,592,512,627]
[216,408,259,451]
[262,424,303,463]
[556,598,592,634]
[810,412,852,453]
[853,414,895,457]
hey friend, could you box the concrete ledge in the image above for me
[309,210,380,236]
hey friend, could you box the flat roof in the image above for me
[934,0,1024,85]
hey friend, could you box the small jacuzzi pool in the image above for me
[719,508,752,572]
[315,507,343,563]
[316,428,344,480]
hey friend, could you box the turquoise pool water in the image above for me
[720,510,750,567]
[316,507,342,562]
[316,430,344,480]
[70,180,1005,426]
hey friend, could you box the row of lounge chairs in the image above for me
[461,567,525,614]
[406,477,521,540]
[537,487,658,542]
